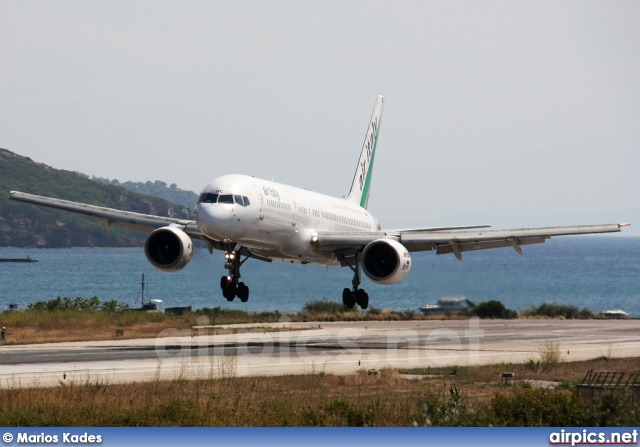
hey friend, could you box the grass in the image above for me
[0,308,185,344]
[0,298,465,345]
[0,356,637,426]
[0,296,631,345]
[1,297,638,426]
[538,340,562,371]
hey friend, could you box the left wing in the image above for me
[9,191,206,240]
[313,223,630,260]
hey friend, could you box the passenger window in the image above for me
[243,196,250,206]
[218,195,234,204]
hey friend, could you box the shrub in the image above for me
[366,306,382,315]
[100,300,130,313]
[523,303,595,319]
[302,299,349,314]
[538,340,562,371]
[524,359,540,371]
[585,390,640,426]
[471,300,517,319]
[489,388,588,426]
[26,296,128,313]
[416,385,468,426]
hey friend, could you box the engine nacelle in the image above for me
[361,239,411,284]
[144,226,194,272]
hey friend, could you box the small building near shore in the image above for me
[600,309,630,319]
[420,297,476,315]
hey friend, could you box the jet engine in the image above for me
[144,226,194,272]
[361,239,411,284]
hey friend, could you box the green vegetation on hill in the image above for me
[0,148,193,247]
[87,175,198,209]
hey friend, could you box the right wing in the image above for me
[9,191,206,240]
[314,223,629,261]
[395,224,628,260]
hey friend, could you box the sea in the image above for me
[1,237,639,317]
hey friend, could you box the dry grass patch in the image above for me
[0,310,192,344]
[1,356,638,426]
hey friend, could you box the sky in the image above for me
[1,0,638,235]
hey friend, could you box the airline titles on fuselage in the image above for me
[262,187,281,200]
[358,117,378,192]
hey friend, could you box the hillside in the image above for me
[86,176,198,209]
[0,148,193,247]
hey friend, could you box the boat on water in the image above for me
[135,273,163,312]
[0,256,38,263]
[133,273,191,315]
[420,297,476,315]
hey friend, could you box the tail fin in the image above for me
[346,95,384,209]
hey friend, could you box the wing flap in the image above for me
[434,236,547,256]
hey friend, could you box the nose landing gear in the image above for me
[220,250,250,302]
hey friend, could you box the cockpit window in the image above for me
[198,193,250,206]
[197,193,219,204]
[218,194,234,204]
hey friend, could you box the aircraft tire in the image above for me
[356,289,369,310]
[223,285,235,301]
[238,282,249,302]
[342,288,356,309]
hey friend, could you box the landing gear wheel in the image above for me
[223,285,236,301]
[342,288,356,309]
[237,282,249,303]
[355,289,369,310]
[220,275,230,290]
[340,251,369,310]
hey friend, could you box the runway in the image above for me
[1,319,638,388]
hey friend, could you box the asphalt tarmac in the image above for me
[1,319,638,388]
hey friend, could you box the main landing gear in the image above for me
[220,249,249,302]
[342,254,369,310]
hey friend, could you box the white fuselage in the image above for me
[194,174,379,265]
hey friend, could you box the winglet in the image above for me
[346,95,384,209]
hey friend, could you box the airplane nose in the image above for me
[196,204,232,239]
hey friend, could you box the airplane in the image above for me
[9,96,630,309]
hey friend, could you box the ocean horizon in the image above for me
[1,236,638,317]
